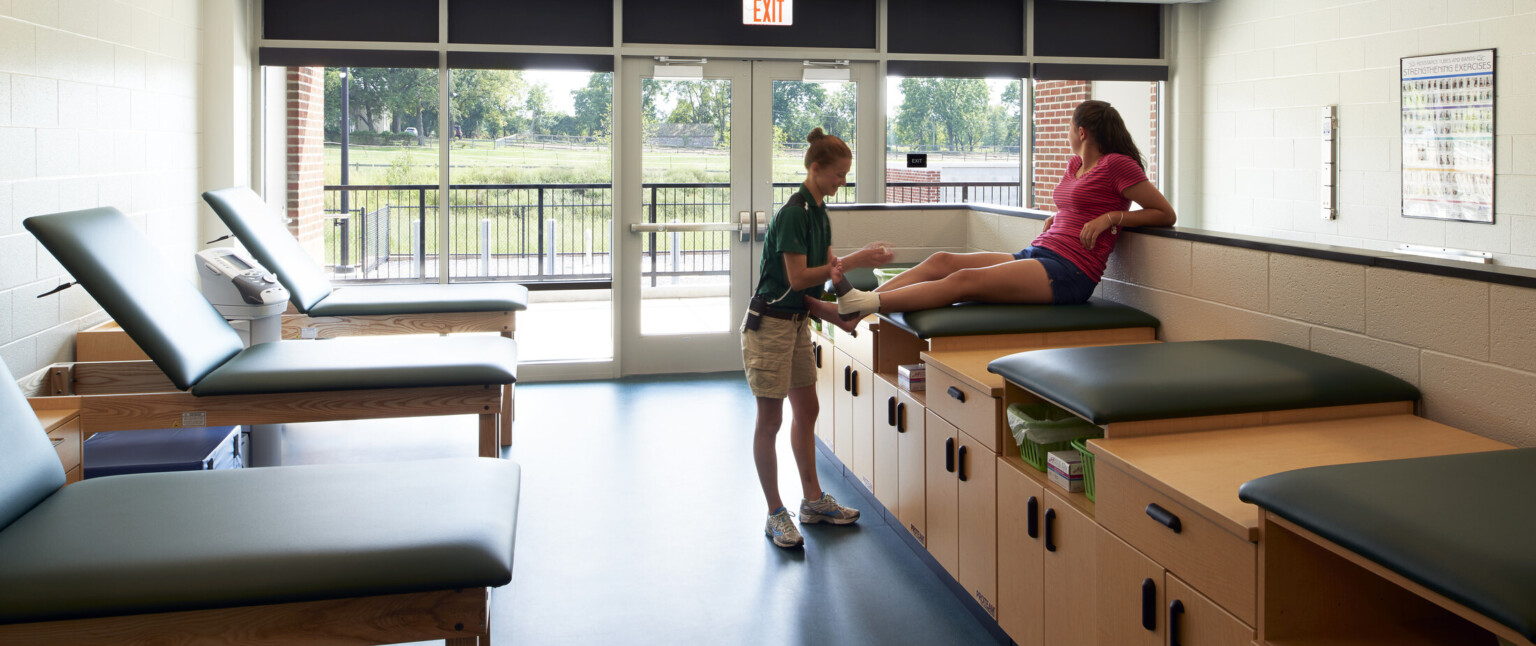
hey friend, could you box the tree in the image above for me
[523,83,554,135]
[663,80,730,146]
[892,77,989,150]
[571,72,612,138]
[451,69,523,138]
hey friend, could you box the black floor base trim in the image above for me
[815,436,1014,646]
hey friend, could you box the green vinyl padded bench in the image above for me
[0,359,519,645]
[880,298,1160,340]
[203,187,529,320]
[987,339,1420,428]
[25,208,515,454]
[1240,449,1536,644]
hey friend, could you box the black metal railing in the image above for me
[320,180,1008,285]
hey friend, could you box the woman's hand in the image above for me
[1042,214,1055,231]
[1079,212,1116,250]
[862,241,895,266]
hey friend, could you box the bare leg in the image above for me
[753,396,786,513]
[874,251,1017,293]
[804,297,858,333]
[875,259,1054,312]
[785,385,822,502]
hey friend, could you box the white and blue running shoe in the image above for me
[800,492,860,525]
[765,508,804,548]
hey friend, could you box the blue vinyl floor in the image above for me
[281,372,1000,646]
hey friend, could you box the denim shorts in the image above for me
[1012,246,1097,305]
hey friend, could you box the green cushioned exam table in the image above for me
[25,208,515,456]
[882,298,1160,340]
[0,359,517,645]
[1240,449,1536,645]
[988,339,1421,434]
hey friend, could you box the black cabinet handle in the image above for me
[945,437,955,473]
[1141,578,1157,631]
[813,344,822,368]
[896,402,907,432]
[1146,503,1182,533]
[957,445,968,482]
[887,396,897,427]
[1169,599,1185,646]
[851,370,859,397]
[1027,496,1039,539]
[947,386,965,402]
[1044,508,1057,552]
[843,365,851,391]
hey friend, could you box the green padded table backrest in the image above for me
[25,208,245,391]
[203,187,335,313]
[1239,449,1536,642]
[987,339,1421,425]
[0,360,65,533]
[882,298,1159,339]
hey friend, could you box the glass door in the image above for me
[616,58,871,375]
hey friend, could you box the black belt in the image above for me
[752,297,810,321]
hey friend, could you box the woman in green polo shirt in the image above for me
[744,127,893,549]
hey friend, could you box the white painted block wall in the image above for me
[0,0,202,379]
[1195,0,1536,268]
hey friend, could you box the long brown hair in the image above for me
[804,127,851,169]
[1072,100,1144,171]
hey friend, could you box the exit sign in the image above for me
[744,0,792,25]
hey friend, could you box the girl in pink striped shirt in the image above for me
[836,100,1176,316]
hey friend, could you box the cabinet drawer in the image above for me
[926,365,1003,453]
[47,418,82,473]
[835,317,876,369]
[1165,573,1253,646]
[1097,461,1256,625]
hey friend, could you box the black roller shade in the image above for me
[449,0,613,47]
[448,52,615,72]
[887,60,1030,79]
[888,0,1023,56]
[1033,0,1161,59]
[1033,63,1167,82]
[623,0,876,49]
[258,48,439,68]
[263,0,439,43]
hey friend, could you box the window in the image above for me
[885,76,1024,206]
[1031,79,1162,211]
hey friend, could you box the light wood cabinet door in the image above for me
[997,457,1045,646]
[924,409,959,578]
[833,349,856,468]
[849,357,875,492]
[811,334,835,443]
[1097,529,1165,646]
[1043,490,1098,646]
[872,376,901,512]
[957,428,999,620]
[896,389,927,545]
[1165,574,1253,646]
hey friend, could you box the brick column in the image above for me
[885,168,941,203]
[286,67,326,262]
[1031,81,1091,211]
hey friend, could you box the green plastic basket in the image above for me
[1008,402,1101,472]
[1071,437,1097,502]
[872,267,908,286]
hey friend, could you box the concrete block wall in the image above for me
[1195,0,1536,269]
[0,0,202,380]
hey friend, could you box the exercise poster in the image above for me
[1401,49,1495,223]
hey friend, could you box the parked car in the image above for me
[404,127,419,136]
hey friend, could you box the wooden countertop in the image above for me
[1091,414,1512,542]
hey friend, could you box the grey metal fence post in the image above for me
[412,219,423,278]
[544,219,557,275]
[480,218,491,277]
[416,188,428,279]
[670,219,681,280]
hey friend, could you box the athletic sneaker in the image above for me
[800,492,860,525]
[765,508,803,548]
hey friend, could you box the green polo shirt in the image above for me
[754,185,830,311]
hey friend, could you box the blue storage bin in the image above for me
[83,426,242,479]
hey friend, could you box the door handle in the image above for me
[813,344,822,368]
[843,365,851,392]
[957,445,968,481]
[1142,578,1157,631]
[896,402,907,432]
[1168,599,1185,646]
[851,370,859,397]
[1027,496,1039,539]
[947,386,965,402]
[1146,503,1183,533]
[1044,508,1057,552]
[945,437,955,473]
[738,211,768,241]
[630,222,739,233]
[887,396,897,427]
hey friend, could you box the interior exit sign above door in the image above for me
[743,0,792,25]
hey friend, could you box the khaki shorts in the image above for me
[741,313,816,399]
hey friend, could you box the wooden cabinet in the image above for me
[32,404,83,486]
[811,330,835,444]
[833,348,875,491]
[895,387,926,545]
[925,410,960,576]
[924,410,1000,619]
[872,375,901,511]
[1097,528,1168,646]
[998,456,1098,646]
